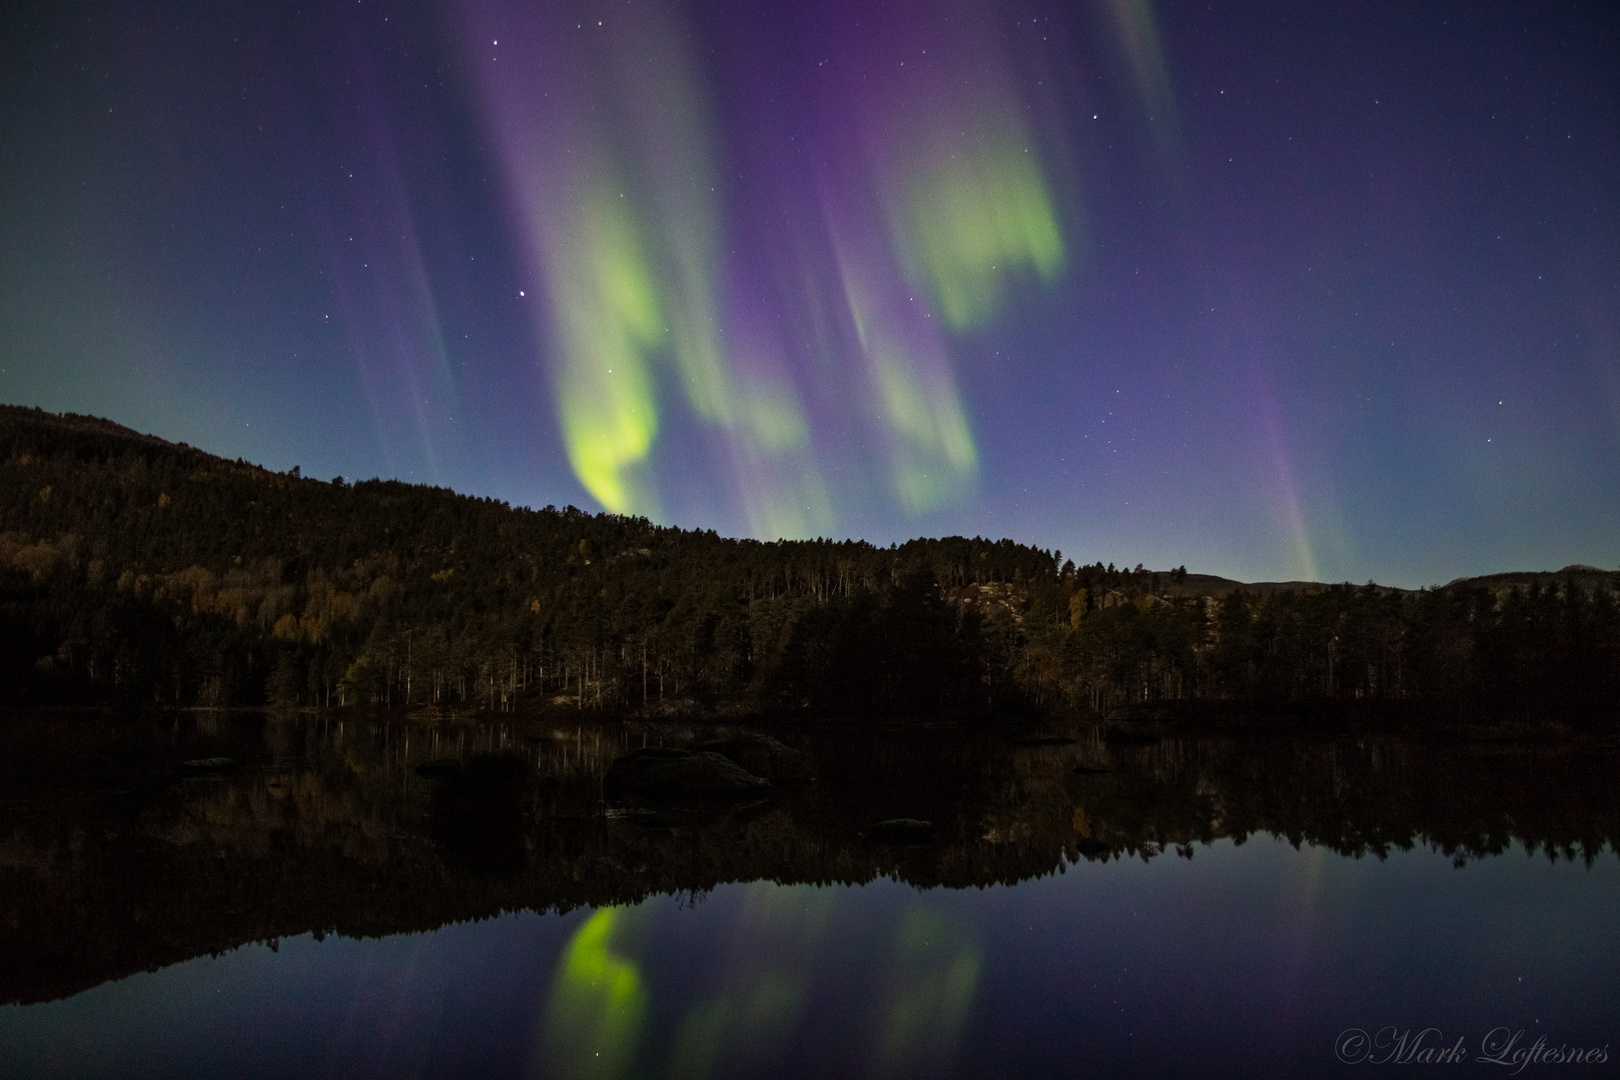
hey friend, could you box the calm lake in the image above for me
[2,712,1618,1078]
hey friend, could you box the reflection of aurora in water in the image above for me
[533,890,985,1080]
[11,847,1620,1080]
[538,908,648,1080]
[5,715,1620,1076]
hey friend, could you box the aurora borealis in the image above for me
[467,0,1067,530]
[2,0,1617,585]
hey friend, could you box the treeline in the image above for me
[1,405,1617,721]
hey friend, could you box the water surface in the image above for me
[2,712,1617,1077]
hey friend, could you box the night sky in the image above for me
[2,0,1617,587]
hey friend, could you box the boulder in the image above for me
[604,747,771,801]
[698,732,814,783]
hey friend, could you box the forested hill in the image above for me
[2,404,1617,721]
[0,405,1066,714]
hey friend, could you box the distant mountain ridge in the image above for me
[1169,567,1617,599]
[1164,573,1395,598]
[1444,566,1620,593]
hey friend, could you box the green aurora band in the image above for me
[891,136,1066,332]
[478,0,1071,531]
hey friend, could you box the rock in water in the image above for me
[699,732,814,783]
[179,757,235,774]
[604,747,771,801]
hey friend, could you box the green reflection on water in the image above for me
[670,970,802,1080]
[668,882,832,1078]
[874,906,982,1077]
[538,908,647,1080]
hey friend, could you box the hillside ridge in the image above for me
[1,404,1615,721]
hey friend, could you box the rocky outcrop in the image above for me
[699,732,814,783]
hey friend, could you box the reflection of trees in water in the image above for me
[1076,734,1620,866]
[1,711,1616,1005]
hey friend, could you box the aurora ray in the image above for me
[469,0,1070,529]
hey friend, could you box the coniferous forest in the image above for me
[2,404,1617,723]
